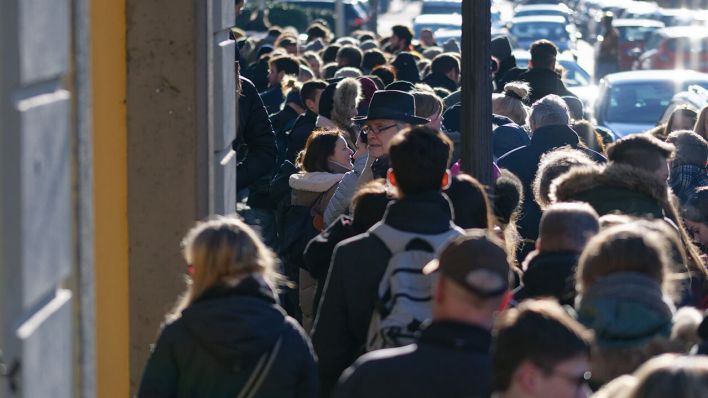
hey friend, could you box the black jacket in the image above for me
[260,85,285,115]
[334,321,493,398]
[137,277,318,398]
[422,72,458,93]
[497,125,605,244]
[516,250,580,306]
[516,68,575,105]
[236,77,277,192]
[286,110,319,164]
[311,192,456,397]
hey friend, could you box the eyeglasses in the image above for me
[551,369,592,390]
[362,123,398,136]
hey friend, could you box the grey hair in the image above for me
[529,95,570,129]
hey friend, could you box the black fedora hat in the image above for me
[352,90,429,124]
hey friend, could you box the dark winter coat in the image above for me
[494,56,518,91]
[311,192,456,397]
[137,276,318,398]
[422,71,458,93]
[260,85,285,115]
[515,250,580,306]
[500,67,575,105]
[286,110,319,164]
[334,321,493,398]
[236,77,277,192]
[497,124,606,243]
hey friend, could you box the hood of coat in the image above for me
[551,163,669,213]
[577,272,674,348]
[289,171,345,193]
[331,78,361,130]
[179,276,287,369]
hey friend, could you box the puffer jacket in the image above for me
[137,276,318,398]
[323,155,369,227]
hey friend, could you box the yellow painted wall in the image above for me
[91,0,130,396]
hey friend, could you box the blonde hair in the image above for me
[623,354,708,398]
[169,216,280,320]
[694,104,708,141]
[492,81,530,125]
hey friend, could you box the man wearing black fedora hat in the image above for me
[322,90,429,224]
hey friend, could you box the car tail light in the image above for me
[354,17,363,26]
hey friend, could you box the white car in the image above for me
[413,14,462,38]
[594,70,708,137]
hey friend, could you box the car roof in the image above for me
[654,26,708,38]
[414,14,462,24]
[510,15,567,24]
[613,19,665,28]
[604,70,708,84]
[512,49,576,62]
[514,4,571,12]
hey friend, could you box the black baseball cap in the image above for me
[423,230,511,298]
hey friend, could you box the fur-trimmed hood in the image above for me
[331,77,362,131]
[289,171,345,193]
[550,163,670,217]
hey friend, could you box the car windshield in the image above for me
[617,26,660,42]
[605,80,708,123]
[511,22,567,41]
[421,2,460,14]
[514,10,568,20]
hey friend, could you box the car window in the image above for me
[644,32,663,51]
[511,22,568,41]
[617,26,661,42]
[421,2,461,14]
[559,61,590,87]
[606,81,677,124]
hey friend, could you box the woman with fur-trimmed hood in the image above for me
[315,78,362,146]
[550,134,708,306]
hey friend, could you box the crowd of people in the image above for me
[136,7,708,398]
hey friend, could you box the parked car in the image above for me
[413,14,462,38]
[612,19,665,71]
[279,0,369,33]
[420,0,461,15]
[513,4,574,25]
[636,27,708,73]
[508,15,578,54]
[593,70,708,137]
[659,84,708,124]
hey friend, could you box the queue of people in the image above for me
[136,13,708,398]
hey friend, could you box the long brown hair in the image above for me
[296,130,342,172]
[169,217,280,320]
[694,104,708,141]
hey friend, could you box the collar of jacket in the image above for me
[523,250,580,272]
[289,170,345,192]
[530,124,580,150]
[192,274,278,306]
[419,320,492,353]
[382,191,454,234]
[553,162,669,208]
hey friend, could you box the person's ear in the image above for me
[517,362,538,394]
[387,169,397,187]
[441,169,451,190]
[433,275,445,304]
[535,239,541,251]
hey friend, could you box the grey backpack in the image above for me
[366,222,463,350]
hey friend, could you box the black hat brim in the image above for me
[352,114,430,125]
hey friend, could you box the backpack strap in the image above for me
[236,335,283,398]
